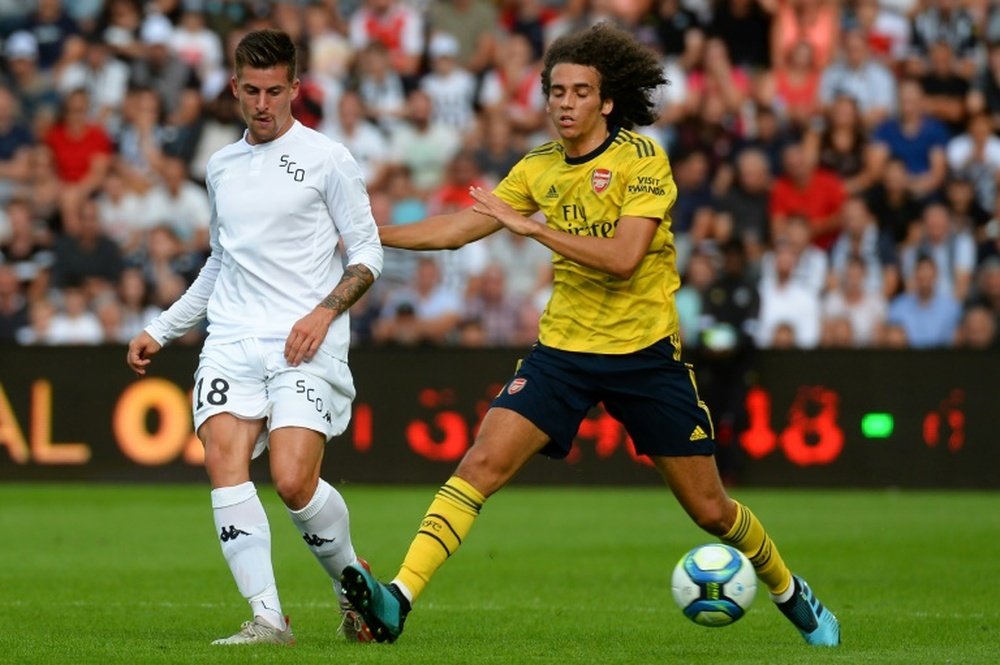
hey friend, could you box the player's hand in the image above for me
[285,308,335,366]
[126,331,162,376]
[469,186,537,236]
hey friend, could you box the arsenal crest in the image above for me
[591,168,611,193]
[507,377,527,394]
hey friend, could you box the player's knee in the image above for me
[455,448,509,497]
[690,501,731,536]
[272,471,315,510]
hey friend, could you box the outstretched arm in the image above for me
[380,206,504,250]
[284,263,376,366]
[469,186,658,280]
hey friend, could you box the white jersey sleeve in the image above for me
[144,179,222,345]
[326,143,383,279]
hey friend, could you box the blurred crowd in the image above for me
[1,0,999,352]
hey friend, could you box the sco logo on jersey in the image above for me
[279,154,306,182]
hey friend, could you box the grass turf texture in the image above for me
[0,485,996,664]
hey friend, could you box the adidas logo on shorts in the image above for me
[689,425,708,441]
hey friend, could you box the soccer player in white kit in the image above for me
[126,29,383,646]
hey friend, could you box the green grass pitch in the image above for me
[0,484,997,664]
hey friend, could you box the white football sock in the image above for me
[211,481,285,630]
[287,479,357,595]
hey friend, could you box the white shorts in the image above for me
[193,338,355,459]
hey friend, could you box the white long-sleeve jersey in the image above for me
[146,121,383,362]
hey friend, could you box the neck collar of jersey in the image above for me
[564,126,620,165]
[242,119,301,150]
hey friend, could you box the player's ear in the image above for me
[601,98,613,118]
[289,77,301,101]
[230,75,238,98]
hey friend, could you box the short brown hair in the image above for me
[234,29,297,82]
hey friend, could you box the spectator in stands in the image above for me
[804,94,881,196]
[676,249,716,348]
[0,84,34,202]
[0,263,28,342]
[481,226,552,304]
[43,87,112,235]
[144,155,211,254]
[461,263,524,347]
[821,254,888,347]
[772,0,840,72]
[387,89,462,193]
[117,265,160,343]
[969,41,1000,134]
[478,32,546,141]
[94,290,126,343]
[828,196,899,298]
[374,256,461,345]
[323,89,390,187]
[1,196,54,295]
[420,32,477,131]
[918,40,969,135]
[900,202,975,301]
[887,254,961,348]
[132,223,202,307]
[427,150,489,216]
[756,240,821,348]
[47,281,102,345]
[772,40,821,130]
[427,0,498,76]
[57,30,129,135]
[170,1,226,101]
[943,176,990,242]
[871,78,949,201]
[946,113,1000,218]
[129,13,202,160]
[16,296,57,344]
[709,0,772,71]
[817,28,896,128]
[954,302,998,349]
[22,0,83,74]
[472,114,523,185]
[353,41,407,132]
[712,147,772,264]
[864,157,924,245]
[115,86,166,193]
[51,197,122,291]
[95,169,149,255]
[99,0,145,62]
[968,256,1000,317]
[761,213,828,295]
[770,141,846,250]
[3,31,61,135]
[349,0,424,80]
[685,37,749,117]
[907,0,979,80]
[852,0,910,65]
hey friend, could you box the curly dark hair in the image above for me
[541,22,666,130]
[235,29,298,82]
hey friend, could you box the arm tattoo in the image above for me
[319,264,375,316]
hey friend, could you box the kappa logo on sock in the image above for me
[219,525,251,542]
[302,533,336,547]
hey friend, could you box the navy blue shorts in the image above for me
[491,335,715,459]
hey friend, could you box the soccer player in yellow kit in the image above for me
[343,23,840,647]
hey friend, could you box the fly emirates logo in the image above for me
[561,203,618,238]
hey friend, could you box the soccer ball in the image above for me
[671,543,757,627]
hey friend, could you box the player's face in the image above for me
[232,65,300,145]
[546,63,613,156]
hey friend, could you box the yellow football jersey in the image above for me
[493,128,680,354]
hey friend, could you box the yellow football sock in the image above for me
[394,476,485,602]
[721,501,793,598]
